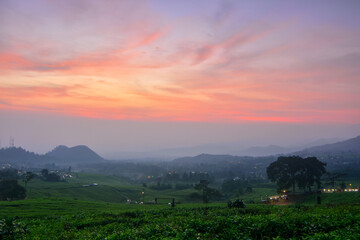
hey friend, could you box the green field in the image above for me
[22,173,280,204]
[1,172,360,239]
[1,201,359,239]
[299,192,360,205]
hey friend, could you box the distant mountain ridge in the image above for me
[0,147,48,167]
[46,145,104,164]
[149,137,343,158]
[293,136,360,155]
[173,153,246,165]
[240,138,343,156]
[172,136,360,167]
[0,145,104,168]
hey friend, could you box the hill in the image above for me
[287,136,360,171]
[294,136,360,155]
[46,145,104,165]
[0,145,104,169]
[0,147,50,168]
[170,136,360,178]
[173,154,244,165]
[240,138,341,156]
[172,153,275,179]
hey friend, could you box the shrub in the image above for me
[228,199,246,208]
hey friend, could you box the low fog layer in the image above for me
[0,110,359,158]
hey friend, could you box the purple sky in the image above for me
[0,0,359,156]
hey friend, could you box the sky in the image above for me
[0,0,359,156]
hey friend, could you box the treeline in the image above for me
[0,168,64,201]
[267,156,326,193]
[78,157,271,184]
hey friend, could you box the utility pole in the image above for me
[141,189,145,203]
[9,136,15,148]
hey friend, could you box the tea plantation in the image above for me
[1,173,360,239]
[1,201,360,239]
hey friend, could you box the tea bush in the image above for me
[2,203,360,239]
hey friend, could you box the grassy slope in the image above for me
[0,197,227,218]
[2,203,360,240]
[299,192,360,205]
[0,198,166,218]
[25,173,137,203]
[23,173,202,204]
[23,172,280,204]
[10,172,359,215]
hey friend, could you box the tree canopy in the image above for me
[0,179,26,201]
[266,156,326,193]
[194,180,222,203]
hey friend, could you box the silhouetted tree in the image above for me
[221,178,252,195]
[182,172,189,182]
[0,179,26,200]
[194,180,222,203]
[23,172,35,194]
[297,157,326,192]
[46,172,61,182]
[228,199,245,208]
[0,168,18,180]
[267,156,326,193]
[41,169,48,178]
[325,172,347,188]
[40,169,60,182]
[267,156,303,193]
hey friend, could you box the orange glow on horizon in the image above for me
[0,1,359,124]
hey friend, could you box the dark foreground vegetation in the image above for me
[0,166,359,239]
[1,138,360,239]
[1,200,359,239]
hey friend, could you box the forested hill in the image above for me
[294,136,360,155]
[173,154,248,165]
[173,154,275,165]
[0,147,50,167]
[171,136,360,173]
[45,145,104,164]
[0,145,104,168]
[288,136,360,169]
[172,154,276,177]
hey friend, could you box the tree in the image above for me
[46,172,61,182]
[194,180,222,203]
[267,156,326,193]
[0,179,26,200]
[182,172,189,182]
[0,168,18,180]
[221,178,252,196]
[267,156,303,193]
[195,180,210,203]
[41,169,48,178]
[228,199,245,208]
[296,157,326,192]
[325,172,347,188]
[23,172,35,195]
[40,169,61,182]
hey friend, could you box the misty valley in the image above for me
[1,136,360,239]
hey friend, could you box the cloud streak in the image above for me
[0,0,359,124]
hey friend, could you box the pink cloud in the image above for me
[0,1,359,124]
